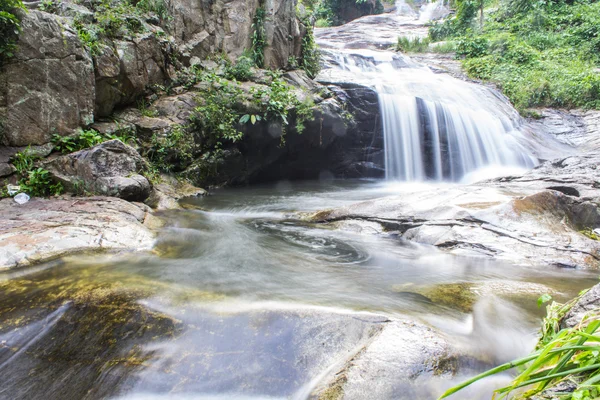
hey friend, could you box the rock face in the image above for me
[0,196,155,270]
[94,32,172,117]
[45,140,151,201]
[170,0,304,69]
[0,10,95,146]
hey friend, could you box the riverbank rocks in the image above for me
[0,196,155,270]
[561,283,600,329]
[45,140,151,201]
[0,10,95,146]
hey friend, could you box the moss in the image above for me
[408,282,477,313]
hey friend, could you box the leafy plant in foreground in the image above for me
[439,290,600,400]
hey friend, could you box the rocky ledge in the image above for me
[310,153,600,269]
[0,196,158,270]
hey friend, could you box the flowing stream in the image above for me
[0,181,597,399]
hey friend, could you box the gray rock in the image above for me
[0,196,155,270]
[561,283,600,329]
[0,10,95,146]
[0,163,16,178]
[45,140,151,201]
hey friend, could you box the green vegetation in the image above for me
[395,36,431,53]
[7,147,63,197]
[0,0,26,66]
[147,124,195,173]
[581,228,600,241]
[429,0,600,111]
[251,7,267,68]
[439,290,600,400]
[52,129,106,153]
[300,22,321,78]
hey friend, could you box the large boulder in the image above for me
[45,140,151,201]
[0,10,95,146]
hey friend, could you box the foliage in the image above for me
[9,148,63,197]
[19,168,63,197]
[439,289,600,400]
[300,22,321,78]
[147,125,195,173]
[0,0,26,66]
[52,128,107,153]
[38,0,59,13]
[135,0,169,21]
[581,228,600,241]
[395,36,431,53]
[138,99,158,117]
[225,52,255,81]
[251,7,266,68]
[428,0,600,111]
[12,147,36,174]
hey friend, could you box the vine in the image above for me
[0,0,26,67]
[251,7,267,68]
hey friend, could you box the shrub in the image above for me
[20,168,63,197]
[225,53,255,81]
[300,23,321,78]
[456,35,488,58]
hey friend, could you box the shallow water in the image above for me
[0,180,597,399]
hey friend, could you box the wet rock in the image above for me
[45,140,151,201]
[313,180,600,268]
[0,10,95,146]
[314,319,456,399]
[145,174,207,210]
[0,196,155,270]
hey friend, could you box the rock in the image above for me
[561,283,600,329]
[0,10,95,146]
[0,163,16,178]
[529,109,600,152]
[95,33,170,117]
[45,140,151,201]
[313,319,455,399]
[145,174,207,210]
[170,0,303,69]
[0,196,155,270]
[312,178,600,268]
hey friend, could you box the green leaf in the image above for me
[250,115,256,124]
[538,293,553,308]
[239,114,250,124]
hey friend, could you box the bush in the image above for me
[20,168,63,197]
[300,23,321,78]
[52,129,107,153]
[395,36,430,53]
[0,0,26,66]
[225,53,255,81]
[456,35,488,58]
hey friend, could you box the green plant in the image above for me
[439,289,600,400]
[52,129,107,153]
[314,18,331,28]
[19,168,63,197]
[0,0,26,66]
[456,35,488,58]
[225,53,255,81]
[300,23,321,79]
[251,7,266,67]
[136,0,169,20]
[138,99,158,117]
[12,147,36,174]
[148,124,195,172]
[581,228,600,241]
[38,0,59,13]
[395,36,431,53]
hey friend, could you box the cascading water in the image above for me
[318,49,538,181]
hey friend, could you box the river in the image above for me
[0,180,596,399]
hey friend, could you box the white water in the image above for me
[322,49,538,181]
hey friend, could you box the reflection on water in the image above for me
[0,180,596,399]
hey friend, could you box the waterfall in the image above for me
[321,50,537,182]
